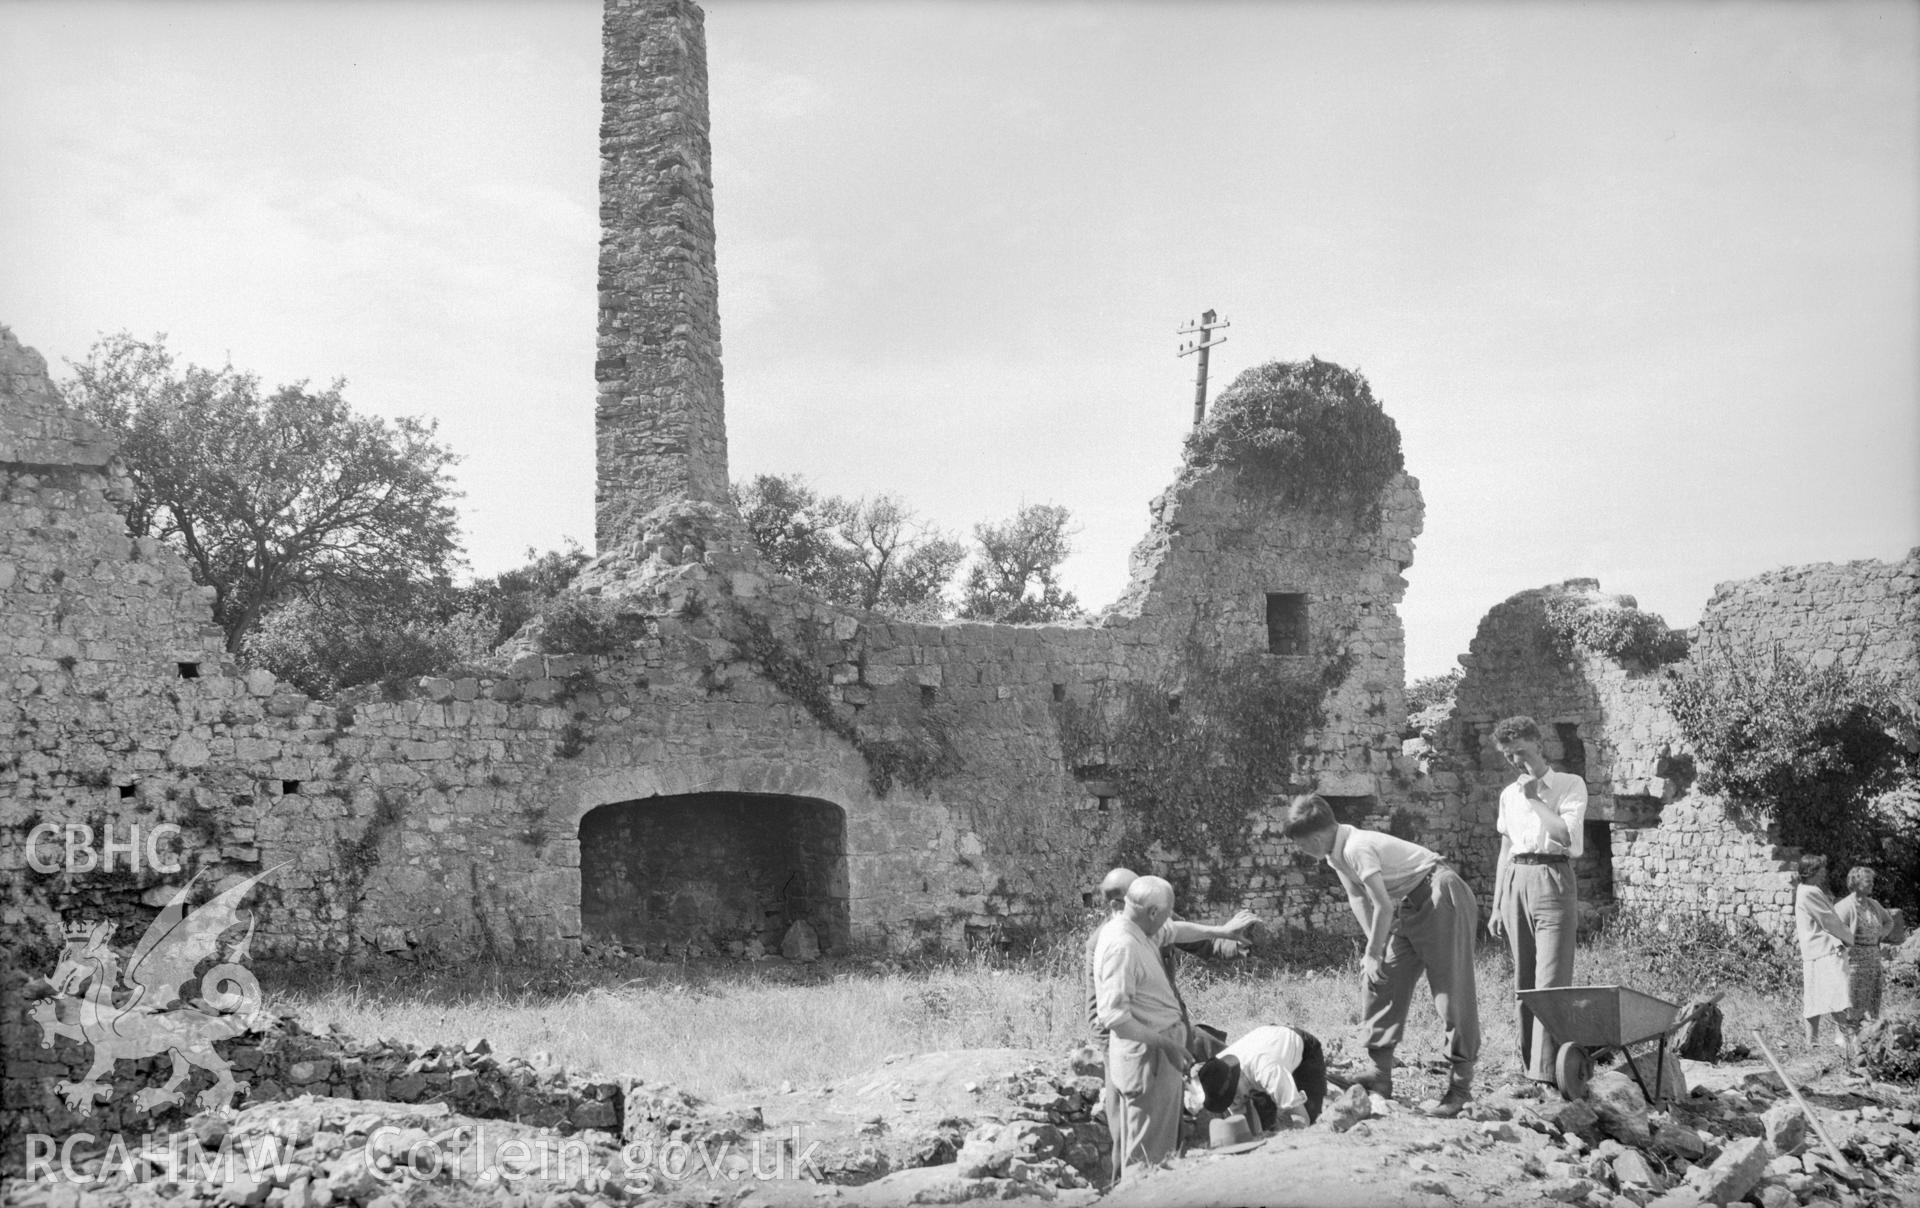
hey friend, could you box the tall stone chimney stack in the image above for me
[596,0,732,552]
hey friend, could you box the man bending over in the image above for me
[1281,794,1480,1118]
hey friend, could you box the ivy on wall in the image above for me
[1662,643,1917,909]
[1543,597,1689,667]
[1184,358,1404,529]
[1055,630,1354,902]
[736,613,959,797]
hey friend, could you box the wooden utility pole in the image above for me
[1177,310,1230,426]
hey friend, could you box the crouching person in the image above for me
[1189,1025,1328,1135]
[1092,875,1191,1181]
[1282,794,1481,1118]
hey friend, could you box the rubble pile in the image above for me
[1463,1069,1920,1208]
[793,1048,1110,1190]
[4,1096,640,1208]
[4,999,626,1172]
[1858,1013,1920,1084]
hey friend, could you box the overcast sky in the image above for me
[3,1,1915,679]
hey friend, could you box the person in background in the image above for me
[1187,1023,1329,1135]
[1281,794,1480,1118]
[1835,864,1903,1025]
[1091,875,1190,1182]
[1794,853,1855,1060]
[1487,714,1588,1088]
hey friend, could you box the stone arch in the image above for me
[567,759,868,956]
[563,757,874,833]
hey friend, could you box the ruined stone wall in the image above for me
[1607,793,1799,936]
[1103,467,1425,935]
[596,0,732,550]
[1431,556,1919,938]
[1432,578,1800,933]
[2,320,1426,970]
[1690,550,1919,678]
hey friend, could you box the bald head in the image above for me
[1126,876,1174,910]
[1099,868,1138,911]
[1123,875,1175,935]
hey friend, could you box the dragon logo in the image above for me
[30,867,277,1115]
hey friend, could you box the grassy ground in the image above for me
[262,925,1911,1103]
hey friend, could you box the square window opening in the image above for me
[1266,593,1309,656]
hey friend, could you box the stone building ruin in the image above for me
[4,0,1914,985]
[1,0,1427,969]
[1422,553,1919,937]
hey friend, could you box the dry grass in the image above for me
[263,931,1909,1104]
[265,959,1087,1095]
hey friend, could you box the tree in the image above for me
[833,493,966,619]
[732,474,963,619]
[1662,645,1916,902]
[241,544,590,697]
[242,582,489,698]
[733,474,850,593]
[62,333,464,653]
[1185,357,1404,527]
[464,541,593,650]
[956,503,1082,623]
[1406,669,1464,715]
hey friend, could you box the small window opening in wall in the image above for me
[1167,694,1182,715]
[117,783,137,800]
[1554,723,1587,778]
[281,780,301,796]
[919,684,938,706]
[1266,593,1308,655]
[1095,795,1114,812]
[177,662,201,679]
[1081,891,1095,908]
[1052,683,1066,703]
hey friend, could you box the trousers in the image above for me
[1504,860,1577,1082]
[1104,1034,1183,1183]
[1361,866,1481,1076]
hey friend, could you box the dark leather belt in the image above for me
[1512,852,1569,865]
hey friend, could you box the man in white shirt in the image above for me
[1092,875,1190,1181]
[1282,794,1481,1117]
[1487,714,1588,1085]
[1188,1024,1327,1133]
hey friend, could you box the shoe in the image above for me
[1425,1082,1472,1118]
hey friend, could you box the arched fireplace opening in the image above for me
[579,792,850,956]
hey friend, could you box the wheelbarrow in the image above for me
[1515,984,1707,1103]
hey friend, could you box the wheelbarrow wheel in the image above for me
[1555,1043,1591,1101]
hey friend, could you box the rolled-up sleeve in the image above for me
[1094,933,1139,1031]
[1558,778,1589,858]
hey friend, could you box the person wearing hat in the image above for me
[1187,1024,1328,1135]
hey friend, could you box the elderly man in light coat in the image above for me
[1092,875,1190,1182]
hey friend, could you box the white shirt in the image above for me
[1184,1025,1305,1115]
[1497,770,1588,857]
[1326,824,1439,901]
